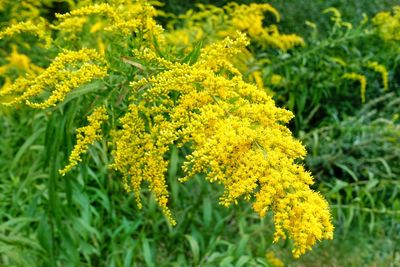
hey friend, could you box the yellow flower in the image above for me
[0,20,52,47]
[343,72,367,103]
[323,7,342,21]
[196,32,249,74]
[2,48,107,108]
[328,56,347,67]
[366,61,389,91]
[251,71,264,89]
[59,106,108,176]
[227,3,280,36]
[110,104,176,225]
[226,3,304,51]
[163,2,304,52]
[0,45,44,95]
[117,35,334,254]
[373,6,400,41]
[55,2,162,37]
[323,7,353,29]
[270,74,284,86]
[266,251,284,267]
[52,16,87,37]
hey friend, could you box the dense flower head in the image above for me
[0,20,52,47]
[161,2,304,92]
[109,34,334,256]
[0,1,162,108]
[225,3,304,51]
[227,3,281,36]
[0,17,51,100]
[373,6,400,41]
[1,48,107,108]
[60,106,109,176]
[163,2,304,52]
[54,2,162,38]
[0,45,44,97]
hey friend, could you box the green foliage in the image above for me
[292,231,399,267]
[269,0,398,36]
[263,12,399,134]
[303,93,400,229]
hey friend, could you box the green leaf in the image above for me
[11,128,45,170]
[142,237,154,267]
[152,35,167,59]
[182,40,203,65]
[185,234,200,264]
[236,255,251,267]
[202,197,212,228]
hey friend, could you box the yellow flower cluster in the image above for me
[59,106,109,176]
[196,33,249,75]
[0,9,52,103]
[52,17,88,38]
[0,45,43,92]
[163,28,204,48]
[373,6,400,41]
[225,3,304,51]
[269,74,284,86]
[323,7,353,29]
[111,34,333,256]
[110,104,176,225]
[343,72,367,103]
[227,3,280,36]
[0,45,42,75]
[164,3,304,52]
[260,25,305,51]
[0,20,52,47]
[328,56,347,67]
[1,48,107,108]
[366,61,389,91]
[266,251,284,267]
[55,2,162,37]
[251,71,264,89]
